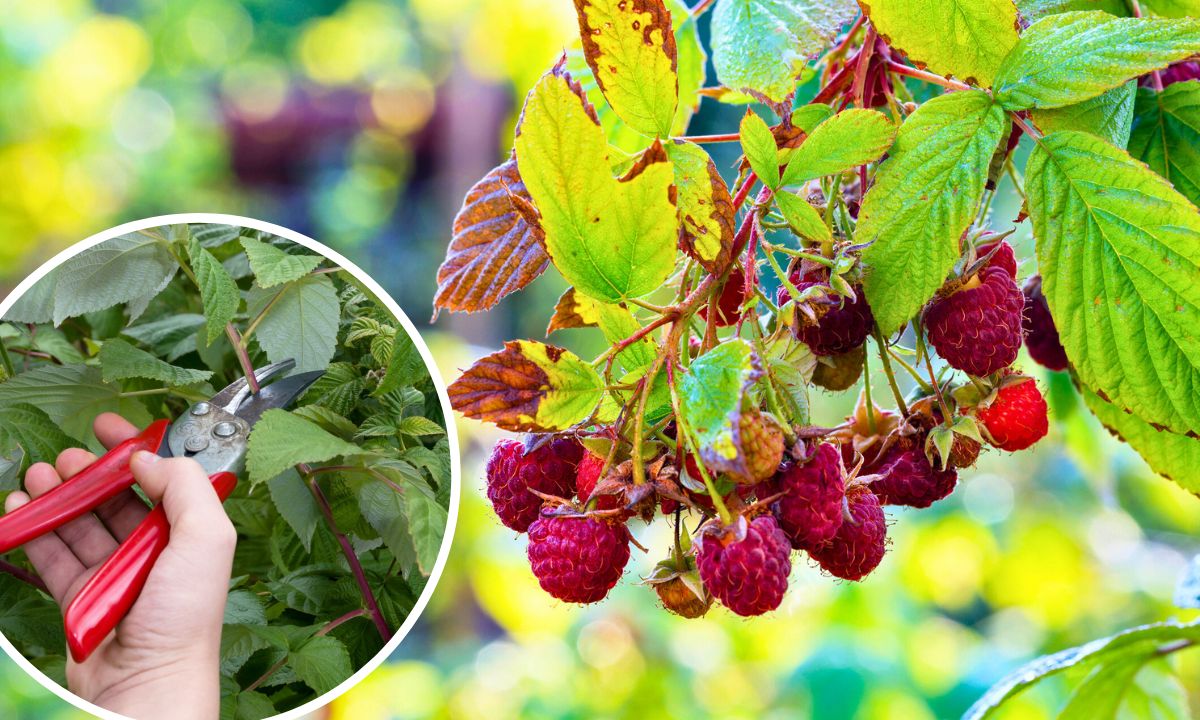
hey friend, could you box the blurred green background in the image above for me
[1,1,1199,719]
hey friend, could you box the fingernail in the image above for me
[132,450,160,467]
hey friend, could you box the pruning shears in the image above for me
[0,359,322,663]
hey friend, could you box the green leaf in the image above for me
[776,191,832,244]
[246,409,369,486]
[0,440,23,492]
[396,416,446,438]
[288,635,353,696]
[246,274,341,374]
[0,404,80,469]
[0,575,63,652]
[267,468,322,553]
[292,405,359,440]
[122,314,207,361]
[358,479,417,569]
[405,484,448,576]
[791,103,835,134]
[188,239,240,345]
[740,109,780,188]
[1013,0,1128,21]
[711,0,858,102]
[861,0,1020,87]
[965,620,1200,720]
[191,223,243,249]
[860,90,1008,335]
[1031,81,1137,148]
[763,335,815,426]
[1027,131,1200,435]
[677,339,760,476]
[4,269,58,324]
[573,0,678,137]
[448,340,606,432]
[233,692,276,720]
[1129,81,1200,206]
[1082,386,1200,492]
[240,237,322,288]
[994,11,1200,110]
[52,234,179,326]
[667,141,736,273]
[98,338,213,386]
[514,64,677,303]
[1119,661,1191,719]
[1059,656,1149,720]
[780,109,896,186]
[375,333,427,397]
[301,362,364,417]
[222,590,267,626]
[0,364,152,443]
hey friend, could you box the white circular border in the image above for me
[0,213,462,720]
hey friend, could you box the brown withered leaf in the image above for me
[433,154,549,315]
[448,340,604,432]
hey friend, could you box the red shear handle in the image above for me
[64,472,238,663]
[0,420,170,555]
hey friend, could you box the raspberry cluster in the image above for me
[478,236,1059,618]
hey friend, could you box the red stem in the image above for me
[0,560,47,594]
[303,467,393,643]
[852,26,877,108]
[679,132,742,144]
[225,325,261,394]
[885,60,972,91]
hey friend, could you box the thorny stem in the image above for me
[873,328,909,416]
[301,464,393,643]
[678,132,741,144]
[225,325,261,393]
[246,608,368,692]
[1009,112,1043,141]
[885,60,972,92]
[0,560,48,594]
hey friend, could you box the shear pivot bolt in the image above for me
[213,422,239,439]
[191,403,212,416]
[185,436,210,453]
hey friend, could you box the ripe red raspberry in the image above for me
[699,267,746,327]
[1022,275,1068,372]
[486,437,582,533]
[696,515,792,616]
[975,378,1049,452]
[767,443,845,551]
[809,487,887,581]
[733,410,784,484]
[977,238,1017,279]
[870,443,958,508]
[527,513,631,603]
[654,576,711,618]
[779,266,874,356]
[925,266,1024,376]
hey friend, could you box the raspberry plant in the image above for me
[0,224,450,718]
[437,0,1200,712]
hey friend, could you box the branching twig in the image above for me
[225,325,261,393]
[886,60,972,92]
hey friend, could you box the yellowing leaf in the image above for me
[574,0,678,137]
[861,0,1021,87]
[514,63,677,303]
[667,141,736,272]
[448,340,605,432]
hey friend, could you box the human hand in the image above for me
[4,413,236,720]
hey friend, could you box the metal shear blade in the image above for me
[160,359,325,475]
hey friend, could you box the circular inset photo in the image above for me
[0,215,458,720]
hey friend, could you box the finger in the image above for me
[130,453,237,551]
[94,413,140,450]
[55,445,150,540]
[29,455,119,567]
[5,489,86,605]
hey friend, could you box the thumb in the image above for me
[129,452,237,549]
